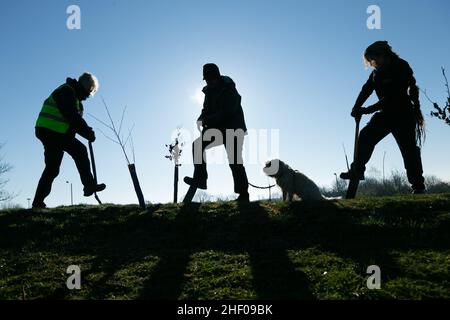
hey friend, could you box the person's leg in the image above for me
[188,129,223,188]
[192,136,208,183]
[346,113,391,178]
[225,130,249,197]
[62,136,95,188]
[33,132,64,207]
[391,117,425,192]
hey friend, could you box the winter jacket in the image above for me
[198,76,247,132]
[36,78,94,140]
[353,57,419,117]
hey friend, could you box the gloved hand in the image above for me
[351,107,364,118]
[351,105,379,118]
[86,129,96,142]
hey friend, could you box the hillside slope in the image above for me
[1,194,449,300]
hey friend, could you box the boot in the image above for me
[84,183,106,197]
[340,171,365,180]
[32,201,47,210]
[340,164,365,181]
[412,184,426,195]
[183,176,207,190]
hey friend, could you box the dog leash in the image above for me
[249,182,277,201]
[248,182,276,189]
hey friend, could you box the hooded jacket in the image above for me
[198,76,247,132]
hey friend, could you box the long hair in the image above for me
[363,41,399,69]
[409,80,426,147]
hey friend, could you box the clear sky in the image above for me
[1,0,449,207]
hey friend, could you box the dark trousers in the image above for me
[33,128,94,205]
[192,129,249,194]
[352,111,425,189]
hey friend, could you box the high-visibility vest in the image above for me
[35,84,82,134]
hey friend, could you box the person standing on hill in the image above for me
[184,63,250,202]
[32,73,106,209]
[340,41,426,194]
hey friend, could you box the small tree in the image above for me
[424,67,450,126]
[89,98,146,209]
[165,129,184,203]
[425,175,450,193]
[323,173,346,197]
[0,144,13,203]
[390,170,409,194]
[194,190,213,203]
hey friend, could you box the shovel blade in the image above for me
[183,185,197,204]
[346,179,360,199]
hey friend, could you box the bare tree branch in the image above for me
[118,106,127,137]
[123,124,135,148]
[89,97,136,164]
[102,97,120,137]
[442,67,450,98]
[420,88,435,105]
[0,144,13,202]
[424,67,450,126]
[87,113,114,132]
[97,128,121,146]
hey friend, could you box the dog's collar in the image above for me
[275,169,284,179]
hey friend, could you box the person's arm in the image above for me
[53,86,94,140]
[353,73,375,110]
[351,73,377,117]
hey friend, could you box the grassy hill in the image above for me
[1,194,449,300]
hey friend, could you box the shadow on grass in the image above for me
[0,195,449,299]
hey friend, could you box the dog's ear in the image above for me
[264,159,280,176]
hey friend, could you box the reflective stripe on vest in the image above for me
[35,84,81,134]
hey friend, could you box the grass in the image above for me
[0,194,449,300]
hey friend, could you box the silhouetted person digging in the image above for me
[32,73,106,209]
[184,63,250,202]
[340,41,426,194]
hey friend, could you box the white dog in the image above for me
[263,159,325,201]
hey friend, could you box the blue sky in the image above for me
[1,0,449,207]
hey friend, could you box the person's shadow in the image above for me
[137,201,313,299]
[237,202,313,299]
[3,197,448,300]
